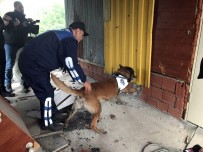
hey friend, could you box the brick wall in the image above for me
[140,73,189,119]
[78,59,109,81]
[79,59,189,119]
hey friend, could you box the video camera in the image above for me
[26,19,40,35]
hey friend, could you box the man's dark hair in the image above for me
[14,1,22,8]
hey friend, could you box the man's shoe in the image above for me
[1,91,15,97]
[41,122,64,131]
[59,105,73,113]
[20,88,30,93]
[53,113,68,121]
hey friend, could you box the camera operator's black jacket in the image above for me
[3,10,28,47]
[0,16,6,90]
[0,16,5,49]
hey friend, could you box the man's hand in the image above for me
[3,15,12,26]
[84,81,91,93]
[13,18,20,26]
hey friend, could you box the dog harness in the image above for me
[115,75,129,91]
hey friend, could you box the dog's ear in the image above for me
[119,64,124,69]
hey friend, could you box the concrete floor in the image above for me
[7,70,203,152]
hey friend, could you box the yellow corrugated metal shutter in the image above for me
[104,0,154,87]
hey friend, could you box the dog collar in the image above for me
[115,75,129,91]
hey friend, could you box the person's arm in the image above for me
[63,38,86,82]
[61,38,92,92]
[0,15,12,30]
[3,15,12,27]
[3,12,15,30]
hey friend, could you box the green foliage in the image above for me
[34,2,65,33]
[37,2,66,33]
[0,0,65,34]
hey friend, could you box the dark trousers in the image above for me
[0,46,5,91]
[18,54,58,120]
[4,44,20,86]
[198,58,203,79]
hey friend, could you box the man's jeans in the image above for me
[4,44,21,86]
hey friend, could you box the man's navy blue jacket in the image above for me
[19,29,86,101]
[22,29,86,81]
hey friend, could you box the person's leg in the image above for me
[4,44,19,92]
[19,79,30,93]
[0,46,14,97]
[13,48,30,93]
[0,47,5,94]
[29,73,65,131]
[19,63,64,131]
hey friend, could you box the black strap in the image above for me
[56,95,71,107]
[198,57,203,79]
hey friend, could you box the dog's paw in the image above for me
[91,126,107,134]
[116,100,126,105]
[116,96,126,105]
[102,130,108,135]
[64,123,69,128]
[98,128,108,135]
[85,124,90,129]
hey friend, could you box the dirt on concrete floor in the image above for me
[7,71,203,152]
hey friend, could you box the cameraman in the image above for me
[3,1,33,94]
[0,15,14,98]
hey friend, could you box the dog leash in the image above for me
[56,94,71,108]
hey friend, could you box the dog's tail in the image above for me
[51,73,84,97]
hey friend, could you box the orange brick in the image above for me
[168,106,183,119]
[151,86,163,101]
[96,66,104,75]
[94,73,105,81]
[151,73,163,88]
[175,82,188,97]
[87,64,93,71]
[146,96,157,108]
[141,87,152,96]
[83,69,88,75]
[85,70,94,78]
[157,101,168,112]
[82,62,89,70]
[140,94,147,101]
[162,90,176,106]
[175,97,184,110]
[162,77,176,93]
[92,64,97,72]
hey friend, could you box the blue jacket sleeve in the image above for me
[60,38,87,83]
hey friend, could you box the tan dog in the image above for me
[51,65,136,134]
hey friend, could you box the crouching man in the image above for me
[18,22,92,131]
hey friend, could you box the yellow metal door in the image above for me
[104,0,155,87]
